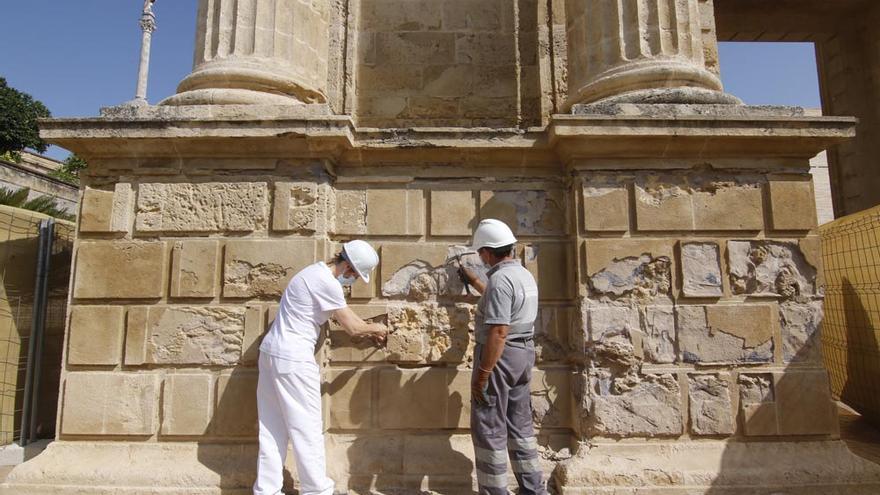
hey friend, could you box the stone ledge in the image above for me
[39,107,855,162]
[555,440,880,494]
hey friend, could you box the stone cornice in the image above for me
[40,105,856,167]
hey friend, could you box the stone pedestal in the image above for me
[564,0,737,107]
[161,0,331,106]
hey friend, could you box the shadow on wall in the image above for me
[705,279,879,493]
[328,365,474,494]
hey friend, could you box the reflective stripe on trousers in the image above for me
[471,342,546,495]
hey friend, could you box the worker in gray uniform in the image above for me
[460,219,546,495]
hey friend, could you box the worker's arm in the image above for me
[460,266,487,294]
[472,324,509,405]
[333,306,388,345]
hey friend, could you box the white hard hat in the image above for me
[469,219,517,251]
[342,240,379,283]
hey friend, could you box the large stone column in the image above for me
[564,0,737,107]
[161,0,330,106]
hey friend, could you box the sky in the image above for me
[0,1,822,161]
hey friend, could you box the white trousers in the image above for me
[254,353,335,495]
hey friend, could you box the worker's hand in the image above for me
[459,265,478,285]
[471,369,491,406]
[366,324,389,346]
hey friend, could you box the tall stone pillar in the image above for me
[161,0,330,106]
[564,0,736,107]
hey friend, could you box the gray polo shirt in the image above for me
[474,259,539,346]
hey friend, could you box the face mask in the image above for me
[337,274,357,286]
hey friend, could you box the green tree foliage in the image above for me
[0,77,51,162]
[50,154,87,185]
[0,186,75,222]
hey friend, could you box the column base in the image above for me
[160,61,326,107]
[555,440,880,494]
[564,59,736,109]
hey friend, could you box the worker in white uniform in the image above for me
[254,240,388,495]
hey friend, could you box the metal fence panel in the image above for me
[821,204,880,426]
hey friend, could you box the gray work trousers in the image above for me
[471,342,546,495]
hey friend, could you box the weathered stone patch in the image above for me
[577,372,682,437]
[680,242,723,297]
[688,374,734,436]
[738,374,777,436]
[780,300,824,363]
[589,254,672,300]
[727,240,817,298]
[479,190,565,235]
[677,304,774,364]
[223,240,318,298]
[136,182,269,232]
[386,302,474,364]
[126,306,246,366]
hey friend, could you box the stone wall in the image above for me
[9,0,880,493]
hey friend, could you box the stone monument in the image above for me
[4,0,880,493]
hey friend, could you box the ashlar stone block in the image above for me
[769,179,818,231]
[80,184,134,234]
[531,368,572,428]
[780,300,824,363]
[582,181,629,232]
[381,243,450,300]
[366,189,424,236]
[161,374,213,436]
[522,243,572,300]
[579,372,683,438]
[585,239,674,301]
[73,241,167,299]
[680,242,723,298]
[692,181,763,231]
[223,240,318,298]
[534,306,572,363]
[677,304,775,364]
[272,182,328,234]
[125,306,246,366]
[635,177,694,231]
[213,371,258,437]
[333,189,367,235]
[430,190,477,236]
[480,189,565,235]
[170,240,220,298]
[61,372,160,435]
[738,373,778,437]
[385,302,473,364]
[775,370,837,436]
[688,374,734,436]
[727,240,817,298]
[326,369,374,429]
[378,368,467,429]
[136,182,270,233]
[67,306,125,366]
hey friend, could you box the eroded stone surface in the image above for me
[582,179,629,232]
[170,241,219,298]
[739,374,778,436]
[223,240,318,298]
[62,372,160,435]
[578,372,682,437]
[680,242,723,297]
[688,374,734,436]
[677,304,774,364]
[273,182,329,234]
[382,245,487,300]
[386,302,474,364]
[589,254,672,300]
[127,306,246,366]
[641,305,676,364]
[333,189,367,235]
[728,240,817,298]
[531,369,572,428]
[480,190,565,235]
[780,300,824,363]
[136,182,269,232]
